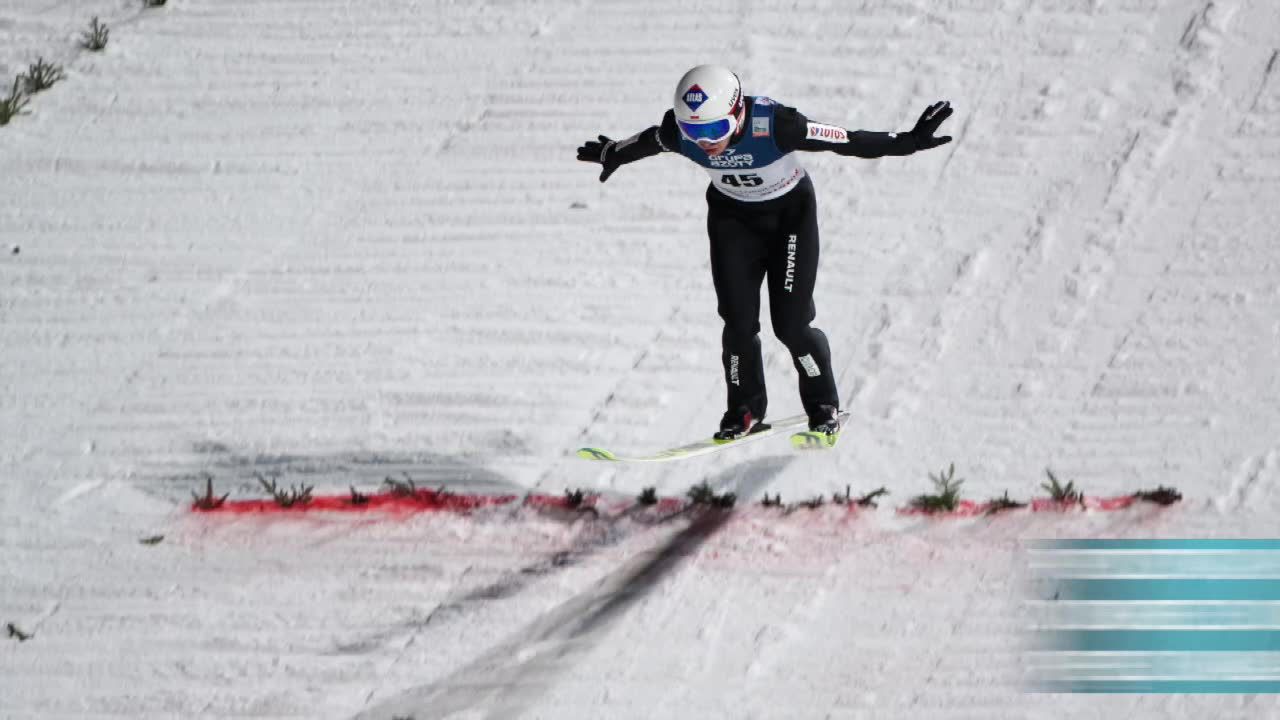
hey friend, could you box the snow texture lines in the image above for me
[6,0,1280,718]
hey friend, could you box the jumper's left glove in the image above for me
[908,101,954,150]
[576,135,621,182]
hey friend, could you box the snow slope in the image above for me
[3,0,1280,717]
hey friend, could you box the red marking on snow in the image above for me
[897,500,989,517]
[654,498,685,513]
[193,488,519,515]
[190,489,691,517]
[897,495,1142,517]
[193,490,1153,519]
[1030,495,1136,512]
[522,493,596,511]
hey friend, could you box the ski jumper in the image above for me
[602,96,924,422]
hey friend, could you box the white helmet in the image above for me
[673,64,743,144]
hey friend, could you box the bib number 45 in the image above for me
[720,173,762,188]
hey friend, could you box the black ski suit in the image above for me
[579,97,951,425]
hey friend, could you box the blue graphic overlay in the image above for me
[1025,539,1280,693]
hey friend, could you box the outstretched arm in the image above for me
[777,101,954,158]
[576,111,681,182]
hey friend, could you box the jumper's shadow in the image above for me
[332,500,690,656]
[353,454,794,720]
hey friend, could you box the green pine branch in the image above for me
[383,473,417,496]
[984,490,1027,515]
[791,495,826,511]
[81,17,110,51]
[1133,485,1182,505]
[563,488,586,508]
[257,473,312,508]
[20,58,64,94]
[191,475,227,510]
[637,487,658,506]
[687,481,736,508]
[909,463,964,513]
[1042,468,1083,505]
[0,77,30,126]
[856,487,889,508]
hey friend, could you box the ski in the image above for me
[577,413,811,463]
[790,412,851,451]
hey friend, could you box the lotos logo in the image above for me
[806,123,849,142]
[683,84,707,111]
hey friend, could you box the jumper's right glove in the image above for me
[576,135,621,182]
[907,101,954,151]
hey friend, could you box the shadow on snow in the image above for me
[352,455,794,720]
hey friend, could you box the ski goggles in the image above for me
[678,116,738,145]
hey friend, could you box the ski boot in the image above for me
[792,405,844,450]
[713,406,766,443]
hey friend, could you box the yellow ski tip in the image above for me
[576,448,618,461]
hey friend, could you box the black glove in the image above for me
[576,134,621,182]
[908,101,953,150]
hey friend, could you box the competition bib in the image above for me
[677,96,806,203]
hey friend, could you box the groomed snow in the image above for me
[3,0,1280,717]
